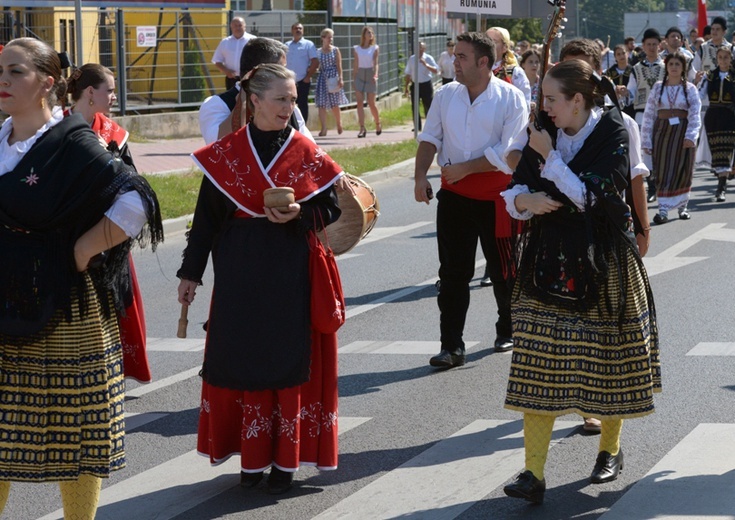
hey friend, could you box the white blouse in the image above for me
[640,81,701,150]
[0,108,146,237]
[502,108,603,220]
[353,45,378,69]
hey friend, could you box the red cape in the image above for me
[191,125,343,217]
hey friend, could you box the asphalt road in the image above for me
[8,165,735,520]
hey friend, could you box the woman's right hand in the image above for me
[178,279,198,306]
[515,192,563,215]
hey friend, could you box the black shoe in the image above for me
[715,177,727,201]
[652,213,669,225]
[678,209,691,220]
[494,336,513,352]
[240,471,264,488]
[267,467,294,495]
[480,276,493,287]
[647,193,657,202]
[429,349,465,368]
[503,470,546,504]
[715,191,726,202]
[590,450,624,484]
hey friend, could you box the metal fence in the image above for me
[0,8,446,115]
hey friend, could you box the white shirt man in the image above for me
[212,17,254,90]
[413,33,528,369]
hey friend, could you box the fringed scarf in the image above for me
[0,114,163,341]
[510,108,639,318]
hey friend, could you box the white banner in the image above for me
[445,0,512,16]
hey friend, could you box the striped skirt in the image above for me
[653,117,694,212]
[505,247,661,419]
[0,276,126,482]
[704,105,735,174]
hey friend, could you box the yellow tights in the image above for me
[523,413,555,480]
[0,475,101,520]
[599,418,624,456]
[523,414,624,480]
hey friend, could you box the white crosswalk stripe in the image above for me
[313,419,576,520]
[600,424,735,519]
[36,417,372,520]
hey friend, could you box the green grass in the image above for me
[329,139,417,176]
[143,169,202,221]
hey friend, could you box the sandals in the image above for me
[357,127,367,138]
[376,122,382,135]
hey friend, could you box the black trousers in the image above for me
[225,76,238,91]
[409,80,433,131]
[436,189,512,353]
[296,79,311,123]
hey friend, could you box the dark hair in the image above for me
[624,36,635,45]
[520,49,541,67]
[559,38,601,72]
[456,32,495,69]
[665,27,683,38]
[67,63,114,101]
[712,16,727,30]
[703,25,711,37]
[658,52,690,107]
[5,37,67,106]
[239,37,288,79]
[613,44,626,54]
[546,59,605,110]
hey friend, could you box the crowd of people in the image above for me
[1,13,735,516]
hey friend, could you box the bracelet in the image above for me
[641,227,651,231]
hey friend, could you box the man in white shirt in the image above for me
[413,32,528,368]
[212,17,254,90]
[199,37,312,144]
[404,41,439,131]
[286,23,319,125]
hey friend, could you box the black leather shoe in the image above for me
[647,193,657,202]
[504,470,545,504]
[494,336,513,352]
[267,467,294,494]
[678,209,691,220]
[652,213,669,225]
[240,471,264,488]
[429,349,465,368]
[590,450,624,484]
[480,276,493,287]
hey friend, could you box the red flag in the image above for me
[698,0,708,37]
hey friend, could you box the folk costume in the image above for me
[700,68,735,196]
[641,80,701,219]
[502,107,659,483]
[0,111,163,483]
[604,63,635,118]
[65,109,153,383]
[178,123,342,474]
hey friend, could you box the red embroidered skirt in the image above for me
[118,257,152,383]
[197,330,338,472]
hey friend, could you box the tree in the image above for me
[485,18,544,45]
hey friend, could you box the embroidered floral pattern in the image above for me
[207,142,256,197]
[274,147,329,186]
[22,172,39,186]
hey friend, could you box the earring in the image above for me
[573,107,579,116]
[89,99,94,106]
[41,97,46,110]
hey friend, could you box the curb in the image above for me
[160,157,417,239]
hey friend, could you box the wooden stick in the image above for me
[177,304,189,338]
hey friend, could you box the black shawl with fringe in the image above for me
[509,108,637,313]
[0,113,163,340]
